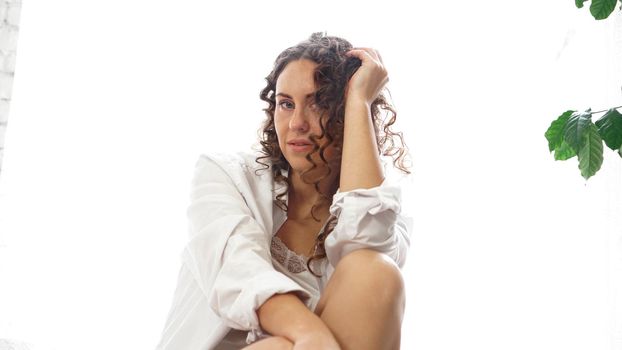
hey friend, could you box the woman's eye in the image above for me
[278,101,294,110]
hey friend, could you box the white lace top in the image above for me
[269,217,336,274]
[270,235,309,273]
[265,216,337,318]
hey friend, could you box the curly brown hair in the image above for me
[256,32,410,277]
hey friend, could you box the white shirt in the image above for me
[156,151,413,350]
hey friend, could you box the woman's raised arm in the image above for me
[339,48,388,192]
[325,48,411,270]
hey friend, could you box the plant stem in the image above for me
[591,105,622,114]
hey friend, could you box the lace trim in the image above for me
[270,216,336,274]
[270,235,308,273]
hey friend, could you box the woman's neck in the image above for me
[287,168,338,221]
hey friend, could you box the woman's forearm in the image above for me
[257,292,330,342]
[339,97,384,192]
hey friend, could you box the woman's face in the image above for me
[274,59,337,176]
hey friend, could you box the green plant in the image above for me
[575,0,621,20]
[545,108,622,179]
[544,2,621,179]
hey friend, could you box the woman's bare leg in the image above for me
[314,248,406,350]
[241,335,293,350]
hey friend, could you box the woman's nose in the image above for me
[289,107,310,133]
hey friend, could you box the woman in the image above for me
[156,32,412,350]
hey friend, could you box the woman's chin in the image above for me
[288,164,314,176]
[291,165,332,181]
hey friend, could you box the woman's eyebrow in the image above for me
[275,92,315,100]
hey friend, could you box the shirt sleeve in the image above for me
[324,179,412,269]
[184,155,312,342]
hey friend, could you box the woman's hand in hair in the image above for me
[344,47,388,107]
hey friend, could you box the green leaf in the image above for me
[555,141,577,160]
[545,110,575,152]
[563,109,593,153]
[577,122,603,179]
[576,0,588,8]
[590,0,617,19]
[595,108,622,150]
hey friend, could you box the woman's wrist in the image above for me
[257,292,332,342]
[284,308,333,342]
[345,93,372,111]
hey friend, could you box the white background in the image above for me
[0,1,621,349]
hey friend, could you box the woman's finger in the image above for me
[347,48,384,67]
[348,47,376,59]
[346,48,373,60]
[346,49,381,67]
[352,47,382,61]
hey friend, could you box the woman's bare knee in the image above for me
[315,248,405,316]
[338,249,404,292]
[311,249,406,350]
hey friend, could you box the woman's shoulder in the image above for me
[195,151,273,184]
[196,151,263,171]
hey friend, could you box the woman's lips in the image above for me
[287,140,313,152]
[288,144,313,152]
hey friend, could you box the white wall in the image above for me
[0,0,21,174]
[0,1,620,349]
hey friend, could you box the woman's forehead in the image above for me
[275,59,317,98]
